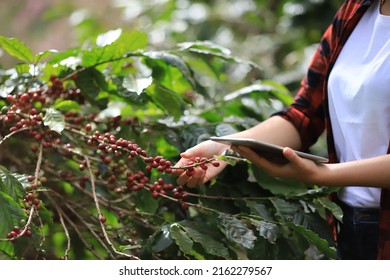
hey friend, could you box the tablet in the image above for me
[209,136,328,164]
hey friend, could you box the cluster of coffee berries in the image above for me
[149,178,174,199]
[6,226,32,243]
[144,155,173,173]
[84,129,176,175]
[2,92,44,135]
[125,171,150,192]
[23,192,41,210]
[172,186,189,210]
[0,75,85,154]
[47,75,83,103]
[181,156,220,177]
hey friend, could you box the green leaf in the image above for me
[257,220,280,244]
[52,100,81,112]
[43,108,65,134]
[270,197,299,221]
[47,48,80,64]
[261,80,293,105]
[122,75,153,95]
[74,68,108,108]
[116,30,148,53]
[145,83,184,120]
[215,123,238,136]
[0,36,34,63]
[135,189,159,214]
[170,223,193,256]
[246,201,274,221]
[0,165,25,202]
[224,84,275,102]
[177,41,259,68]
[182,226,230,259]
[14,63,30,75]
[252,166,309,197]
[315,197,343,222]
[34,49,58,63]
[178,41,232,55]
[219,213,257,250]
[0,191,26,257]
[82,46,118,68]
[151,225,173,252]
[96,29,122,47]
[285,222,337,259]
[82,30,148,68]
[144,51,194,86]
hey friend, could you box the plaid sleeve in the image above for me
[274,0,369,152]
[274,24,334,151]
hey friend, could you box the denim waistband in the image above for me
[336,199,380,221]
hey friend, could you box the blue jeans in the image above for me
[336,200,380,260]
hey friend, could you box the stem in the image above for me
[13,141,44,241]
[0,127,31,146]
[46,194,71,259]
[85,156,140,260]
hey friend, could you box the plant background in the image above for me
[0,0,343,260]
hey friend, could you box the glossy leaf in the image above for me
[182,226,230,259]
[0,165,25,202]
[0,36,34,63]
[257,220,280,244]
[145,83,184,120]
[43,108,65,134]
[285,222,337,259]
[0,191,26,257]
[170,224,193,256]
[34,50,58,63]
[219,213,257,250]
[315,197,343,222]
[252,166,310,197]
[53,100,81,112]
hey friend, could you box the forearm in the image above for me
[228,116,302,149]
[316,154,390,189]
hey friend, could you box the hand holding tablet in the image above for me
[209,136,328,164]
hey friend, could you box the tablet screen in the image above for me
[210,137,328,164]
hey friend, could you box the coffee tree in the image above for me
[0,30,341,260]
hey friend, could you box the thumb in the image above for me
[180,146,199,159]
[282,147,299,163]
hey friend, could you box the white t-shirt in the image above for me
[328,1,390,208]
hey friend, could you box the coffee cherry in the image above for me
[100,216,107,223]
[25,229,32,237]
[6,95,15,103]
[20,93,30,104]
[181,202,189,210]
[85,124,92,132]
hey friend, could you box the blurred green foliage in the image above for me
[0,0,342,260]
[0,0,340,88]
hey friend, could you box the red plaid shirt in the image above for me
[277,0,390,259]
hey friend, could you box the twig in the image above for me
[0,127,31,146]
[45,190,114,259]
[9,142,44,242]
[85,156,140,260]
[45,194,71,260]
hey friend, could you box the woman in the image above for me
[173,0,390,259]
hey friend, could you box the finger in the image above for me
[232,145,278,170]
[282,147,304,167]
[172,158,192,176]
[186,169,206,187]
[176,172,190,186]
[180,145,200,159]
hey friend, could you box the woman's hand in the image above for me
[231,145,325,184]
[172,140,229,187]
